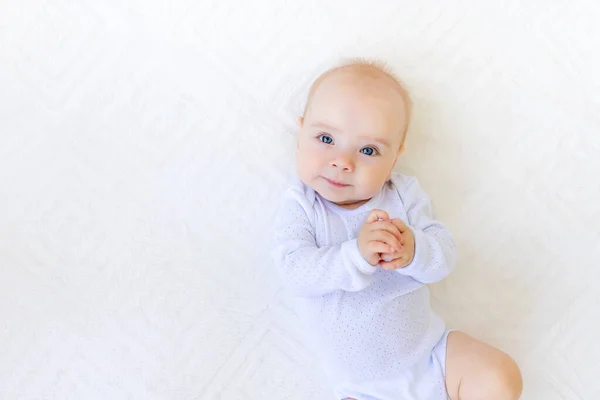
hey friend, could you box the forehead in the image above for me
[306,73,407,141]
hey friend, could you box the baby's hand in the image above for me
[358,210,404,266]
[379,218,415,270]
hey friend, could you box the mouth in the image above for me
[323,177,350,188]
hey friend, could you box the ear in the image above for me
[296,117,304,149]
[387,147,404,181]
[397,144,405,156]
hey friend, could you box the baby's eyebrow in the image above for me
[360,136,391,148]
[310,122,339,132]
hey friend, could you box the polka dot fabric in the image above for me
[271,173,456,399]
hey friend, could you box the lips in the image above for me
[323,177,349,187]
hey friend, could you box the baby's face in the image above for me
[296,71,407,209]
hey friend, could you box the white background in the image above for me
[1,1,599,399]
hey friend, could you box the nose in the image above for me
[329,153,354,172]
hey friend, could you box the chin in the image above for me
[313,186,341,202]
[320,190,354,205]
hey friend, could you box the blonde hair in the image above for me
[303,58,413,141]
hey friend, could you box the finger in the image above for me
[381,249,402,257]
[379,252,398,262]
[368,221,404,243]
[379,257,406,270]
[368,220,399,231]
[372,230,404,251]
[391,218,409,233]
[380,251,403,263]
[366,209,391,224]
[368,241,395,254]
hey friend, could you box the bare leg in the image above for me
[445,331,523,400]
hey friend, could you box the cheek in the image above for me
[296,145,320,176]
[359,160,392,186]
[301,142,325,164]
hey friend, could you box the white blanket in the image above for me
[1,0,598,399]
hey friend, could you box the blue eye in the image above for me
[361,147,378,156]
[319,134,334,144]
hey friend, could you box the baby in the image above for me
[271,60,523,400]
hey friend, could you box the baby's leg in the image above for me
[445,331,523,400]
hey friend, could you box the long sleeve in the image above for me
[271,189,377,298]
[393,176,456,284]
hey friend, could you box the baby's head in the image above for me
[296,59,412,209]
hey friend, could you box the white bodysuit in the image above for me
[271,173,456,400]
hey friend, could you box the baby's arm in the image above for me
[393,176,457,284]
[271,193,380,298]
